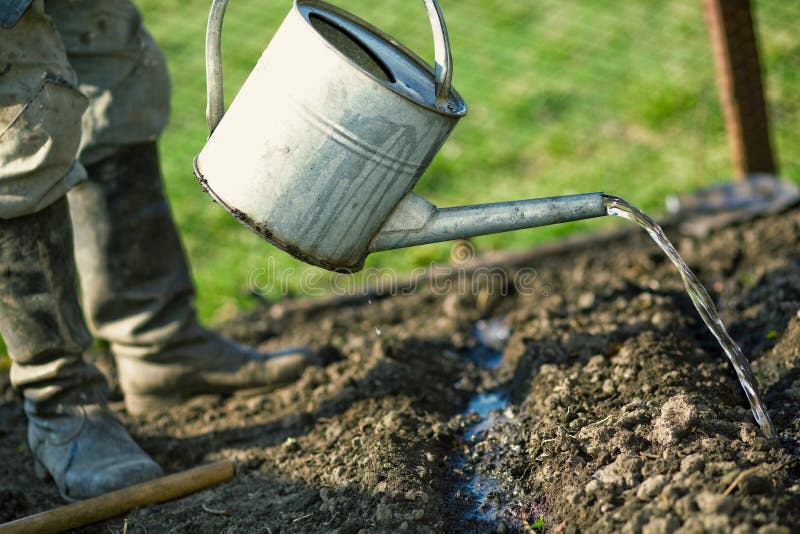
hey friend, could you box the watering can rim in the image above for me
[204,0,467,134]
[293,0,467,119]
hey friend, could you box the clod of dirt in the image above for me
[593,454,643,493]
[695,490,736,514]
[642,515,680,534]
[679,453,705,474]
[636,474,668,500]
[756,525,792,534]
[652,393,698,445]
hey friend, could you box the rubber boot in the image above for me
[0,198,163,501]
[67,143,316,415]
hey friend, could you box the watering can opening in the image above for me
[296,0,466,117]
[308,13,395,85]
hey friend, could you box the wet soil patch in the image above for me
[2,209,800,532]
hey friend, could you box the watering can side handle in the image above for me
[206,0,229,133]
[423,0,453,107]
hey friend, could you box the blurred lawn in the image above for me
[131,0,799,323]
[0,0,797,367]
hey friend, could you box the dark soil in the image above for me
[2,208,800,533]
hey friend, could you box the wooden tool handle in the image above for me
[0,460,235,534]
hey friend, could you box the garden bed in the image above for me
[2,208,800,532]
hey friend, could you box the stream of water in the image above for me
[603,194,775,438]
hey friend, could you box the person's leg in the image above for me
[0,199,163,501]
[46,0,317,415]
[71,142,317,414]
[0,2,162,501]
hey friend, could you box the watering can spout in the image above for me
[369,191,608,253]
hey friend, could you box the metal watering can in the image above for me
[195,0,607,272]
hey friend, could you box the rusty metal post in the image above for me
[702,0,776,178]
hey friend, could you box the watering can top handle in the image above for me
[423,0,454,108]
[204,0,454,133]
[205,0,228,133]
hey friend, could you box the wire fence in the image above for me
[136,0,800,317]
[149,0,798,202]
[329,0,797,184]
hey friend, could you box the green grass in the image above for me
[1,1,796,374]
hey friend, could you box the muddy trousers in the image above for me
[2,1,315,419]
[0,196,164,501]
[0,0,169,395]
[0,198,107,413]
[0,0,170,219]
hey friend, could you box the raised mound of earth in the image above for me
[2,208,799,533]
